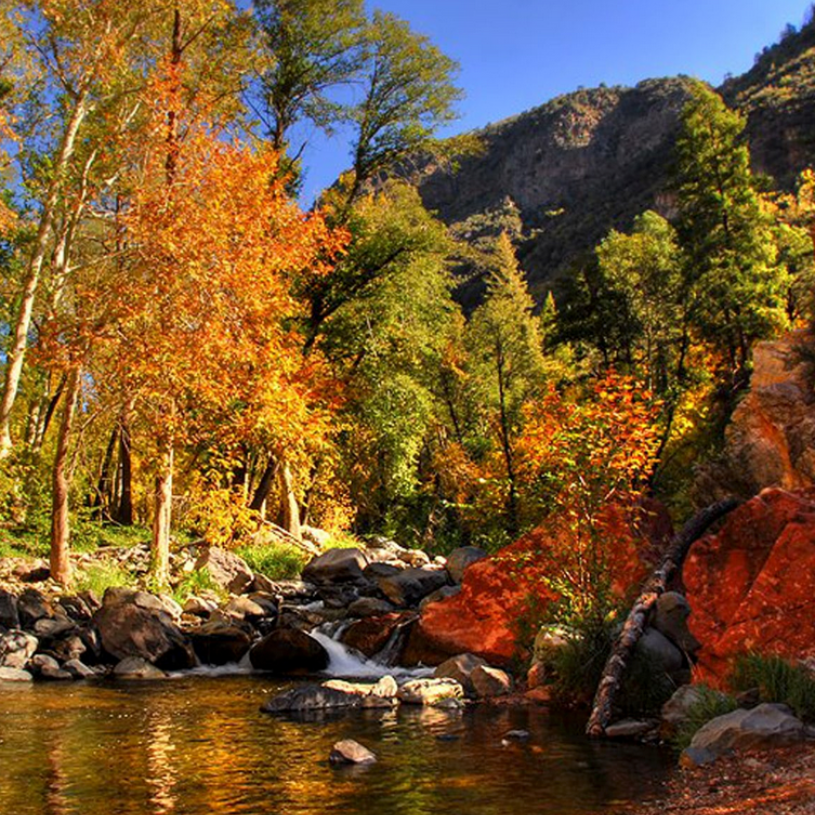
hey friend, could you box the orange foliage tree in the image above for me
[98,71,346,584]
[513,372,661,622]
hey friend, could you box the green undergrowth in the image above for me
[729,652,815,722]
[73,560,135,596]
[235,541,307,580]
[172,567,223,605]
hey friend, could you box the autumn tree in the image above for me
[466,233,546,538]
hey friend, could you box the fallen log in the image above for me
[585,497,741,738]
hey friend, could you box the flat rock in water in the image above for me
[397,677,464,706]
[261,684,360,713]
[329,739,377,766]
[0,666,33,682]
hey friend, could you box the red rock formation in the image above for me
[404,501,671,667]
[684,488,815,684]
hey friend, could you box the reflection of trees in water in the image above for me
[45,723,69,815]
[146,709,178,815]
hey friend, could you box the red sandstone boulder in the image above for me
[684,488,815,684]
[404,501,671,667]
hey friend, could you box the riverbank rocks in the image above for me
[302,548,369,584]
[684,488,815,683]
[377,567,449,608]
[249,628,329,673]
[407,502,671,667]
[0,588,19,628]
[113,656,167,680]
[434,653,487,695]
[194,547,254,595]
[93,588,196,671]
[471,665,513,697]
[329,739,377,766]
[341,612,415,659]
[0,666,32,681]
[261,684,360,713]
[0,630,37,669]
[684,703,807,766]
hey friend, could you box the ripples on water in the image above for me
[0,676,671,814]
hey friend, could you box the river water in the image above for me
[0,674,672,815]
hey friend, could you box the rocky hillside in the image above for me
[414,18,815,304]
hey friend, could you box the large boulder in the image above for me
[93,589,196,670]
[16,589,55,629]
[249,628,329,673]
[695,332,815,502]
[652,591,700,655]
[686,703,806,761]
[194,547,254,594]
[302,548,369,585]
[406,501,671,666]
[684,487,815,683]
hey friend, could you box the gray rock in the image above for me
[377,567,449,608]
[63,659,96,679]
[397,677,464,706]
[401,549,431,567]
[190,622,252,666]
[0,666,33,682]
[471,665,513,697]
[57,595,94,622]
[302,548,369,585]
[329,739,377,766]
[680,746,719,768]
[635,627,685,674]
[653,592,701,655]
[434,653,488,694]
[113,656,167,680]
[445,546,488,583]
[249,629,329,673]
[0,630,38,669]
[256,578,317,602]
[183,595,218,616]
[603,719,660,740]
[194,547,254,594]
[318,584,360,609]
[0,589,19,629]
[29,653,72,681]
[661,685,731,734]
[689,703,806,758]
[261,684,360,713]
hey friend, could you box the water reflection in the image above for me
[0,678,672,815]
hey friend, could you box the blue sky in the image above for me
[291,0,813,203]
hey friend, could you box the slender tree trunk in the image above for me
[93,425,118,521]
[495,340,519,537]
[249,457,278,512]
[0,91,90,456]
[50,367,82,586]
[586,497,741,738]
[114,404,134,525]
[152,438,174,587]
[279,461,302,540]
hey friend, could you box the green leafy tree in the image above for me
[675,81,788,385]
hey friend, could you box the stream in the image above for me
[0,672,672,815]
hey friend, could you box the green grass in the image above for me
[172,567,222,605]
[729,653,815,722]
[235,541,307,580]
[672,685,739,752]
[74,560,134,596]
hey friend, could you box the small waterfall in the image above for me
[311,626,432,680]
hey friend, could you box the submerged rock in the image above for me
[329,739,377,766]
[249,628,329,673]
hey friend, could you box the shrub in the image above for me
[672,685,739,751]
[729,652,815,722]
[235,542,306,580]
